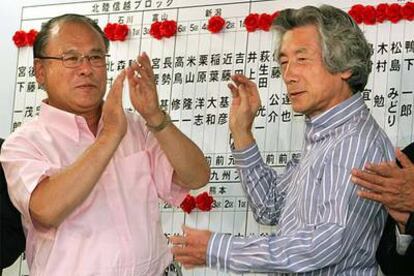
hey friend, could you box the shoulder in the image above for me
[1,119,46,158]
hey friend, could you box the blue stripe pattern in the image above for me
[207,93,395,275]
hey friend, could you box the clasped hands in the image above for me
[101,52,166,141]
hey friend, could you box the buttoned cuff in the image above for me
[207,232,233,272]
[231,142,262,169]
[395,225,413,255]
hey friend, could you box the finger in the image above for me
[137,52,155,79]
[351,173,386,192]
[228,83,239,97]
[126,66,138,88]
[171,245,191,255]
[357,189,384,204]
[396,148,414,168]
[364,162,396,178]
[231,74,250,86]
[169,235,187,246]
[108,70,126,103]
[230,74,243,87]
[238,84,251,108]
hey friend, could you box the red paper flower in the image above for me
[402,2,414,21]
[195,192,214,212]
[348,4,365,24]
[258,13,273,31]
[387,3,402,23]
[160,20,177,38]
[13,30,27,47]
[272,11,280,21]
[180,194,196,214]
[244,13,260,32]
[113,24,129,41]
[207,15,225,33]
[104,23,129,41]
[363,5,377,25]
[376,3,389,23]
[104,23,117,41]
[150,21,163,40]
[25,29,38,46]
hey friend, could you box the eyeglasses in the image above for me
[36,53,109,68]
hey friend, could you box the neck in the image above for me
[82,105,102,136]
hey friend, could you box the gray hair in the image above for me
[272,5,372,94]
[33,14,109,58]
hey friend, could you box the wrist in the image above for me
[232,131,255,150]
[145,110,171,133]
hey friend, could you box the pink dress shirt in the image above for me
[0,102,188,276]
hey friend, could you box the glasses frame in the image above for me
[36,53,110,68]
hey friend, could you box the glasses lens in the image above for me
[62,54,80,68]
[89,54,106,67]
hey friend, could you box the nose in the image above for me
[77,56,93,75]
[282,61,298,84]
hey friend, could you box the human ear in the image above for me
[340,69,352,81]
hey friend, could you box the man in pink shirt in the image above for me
[0,14,210,275]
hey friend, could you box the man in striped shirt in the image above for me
[171,5,394,275]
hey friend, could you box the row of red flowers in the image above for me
[180,192,214,214]
[12,2,414,47]
[12,29,38,47]
[349,2,414,25]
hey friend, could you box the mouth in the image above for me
[75,84,97,90]
[288,91,305,98]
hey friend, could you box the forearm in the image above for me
[29,133,120,228]
[152,123,210,189]
[234,143,287,225]
[207,224,346,273]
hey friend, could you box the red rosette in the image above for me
[272,11,280,21]
[244,13,260,32]
[13,30,27,47]
[150,21,163,40]
[363,5,377,25]
[114,23,129,41]
[26,29,38,46]
[387,3,402,23]
[402,2,414,21]
[180,194,196,214]
[376,3,389,23]
[195,192,214,212]
[104,23,117,41]
[160,20,177,38]
[258,13,273,31]
[348,4,365,24]
[207,15,225,33]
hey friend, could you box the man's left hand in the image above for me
[126,52,164,125]
[170,226,211,269]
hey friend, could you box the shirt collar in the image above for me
[305,93,366,143]
[38,100,102,142]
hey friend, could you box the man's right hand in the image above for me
[227,74,261,150]
[101,70,127,143]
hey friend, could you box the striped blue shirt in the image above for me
[207,93,394,275]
